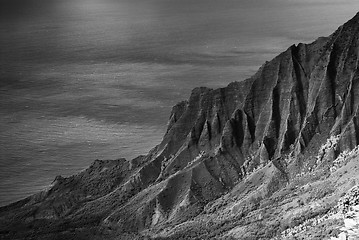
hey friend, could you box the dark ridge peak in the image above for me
[191,86,212,95]
[349,11,359,23]
[331,11,359,40]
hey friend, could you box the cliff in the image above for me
[1,12,359,240]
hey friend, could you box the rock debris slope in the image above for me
[1,12,359,240]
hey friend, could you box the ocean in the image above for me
[1,0,359,206]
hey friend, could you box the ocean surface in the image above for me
[1,0,359,206]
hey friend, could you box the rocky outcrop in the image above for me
[1,12,359,240]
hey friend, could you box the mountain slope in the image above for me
[1,12,359,240]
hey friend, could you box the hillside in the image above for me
[1,12,359,240]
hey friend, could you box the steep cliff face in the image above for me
[1,12,359,240]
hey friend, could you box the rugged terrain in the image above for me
[1,12,359,240]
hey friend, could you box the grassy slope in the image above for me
[147,145,359,240]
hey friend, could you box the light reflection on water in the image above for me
[1,0,359,206]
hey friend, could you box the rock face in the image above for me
[1,12,359,240]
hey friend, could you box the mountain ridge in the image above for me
[1,12,359,240]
